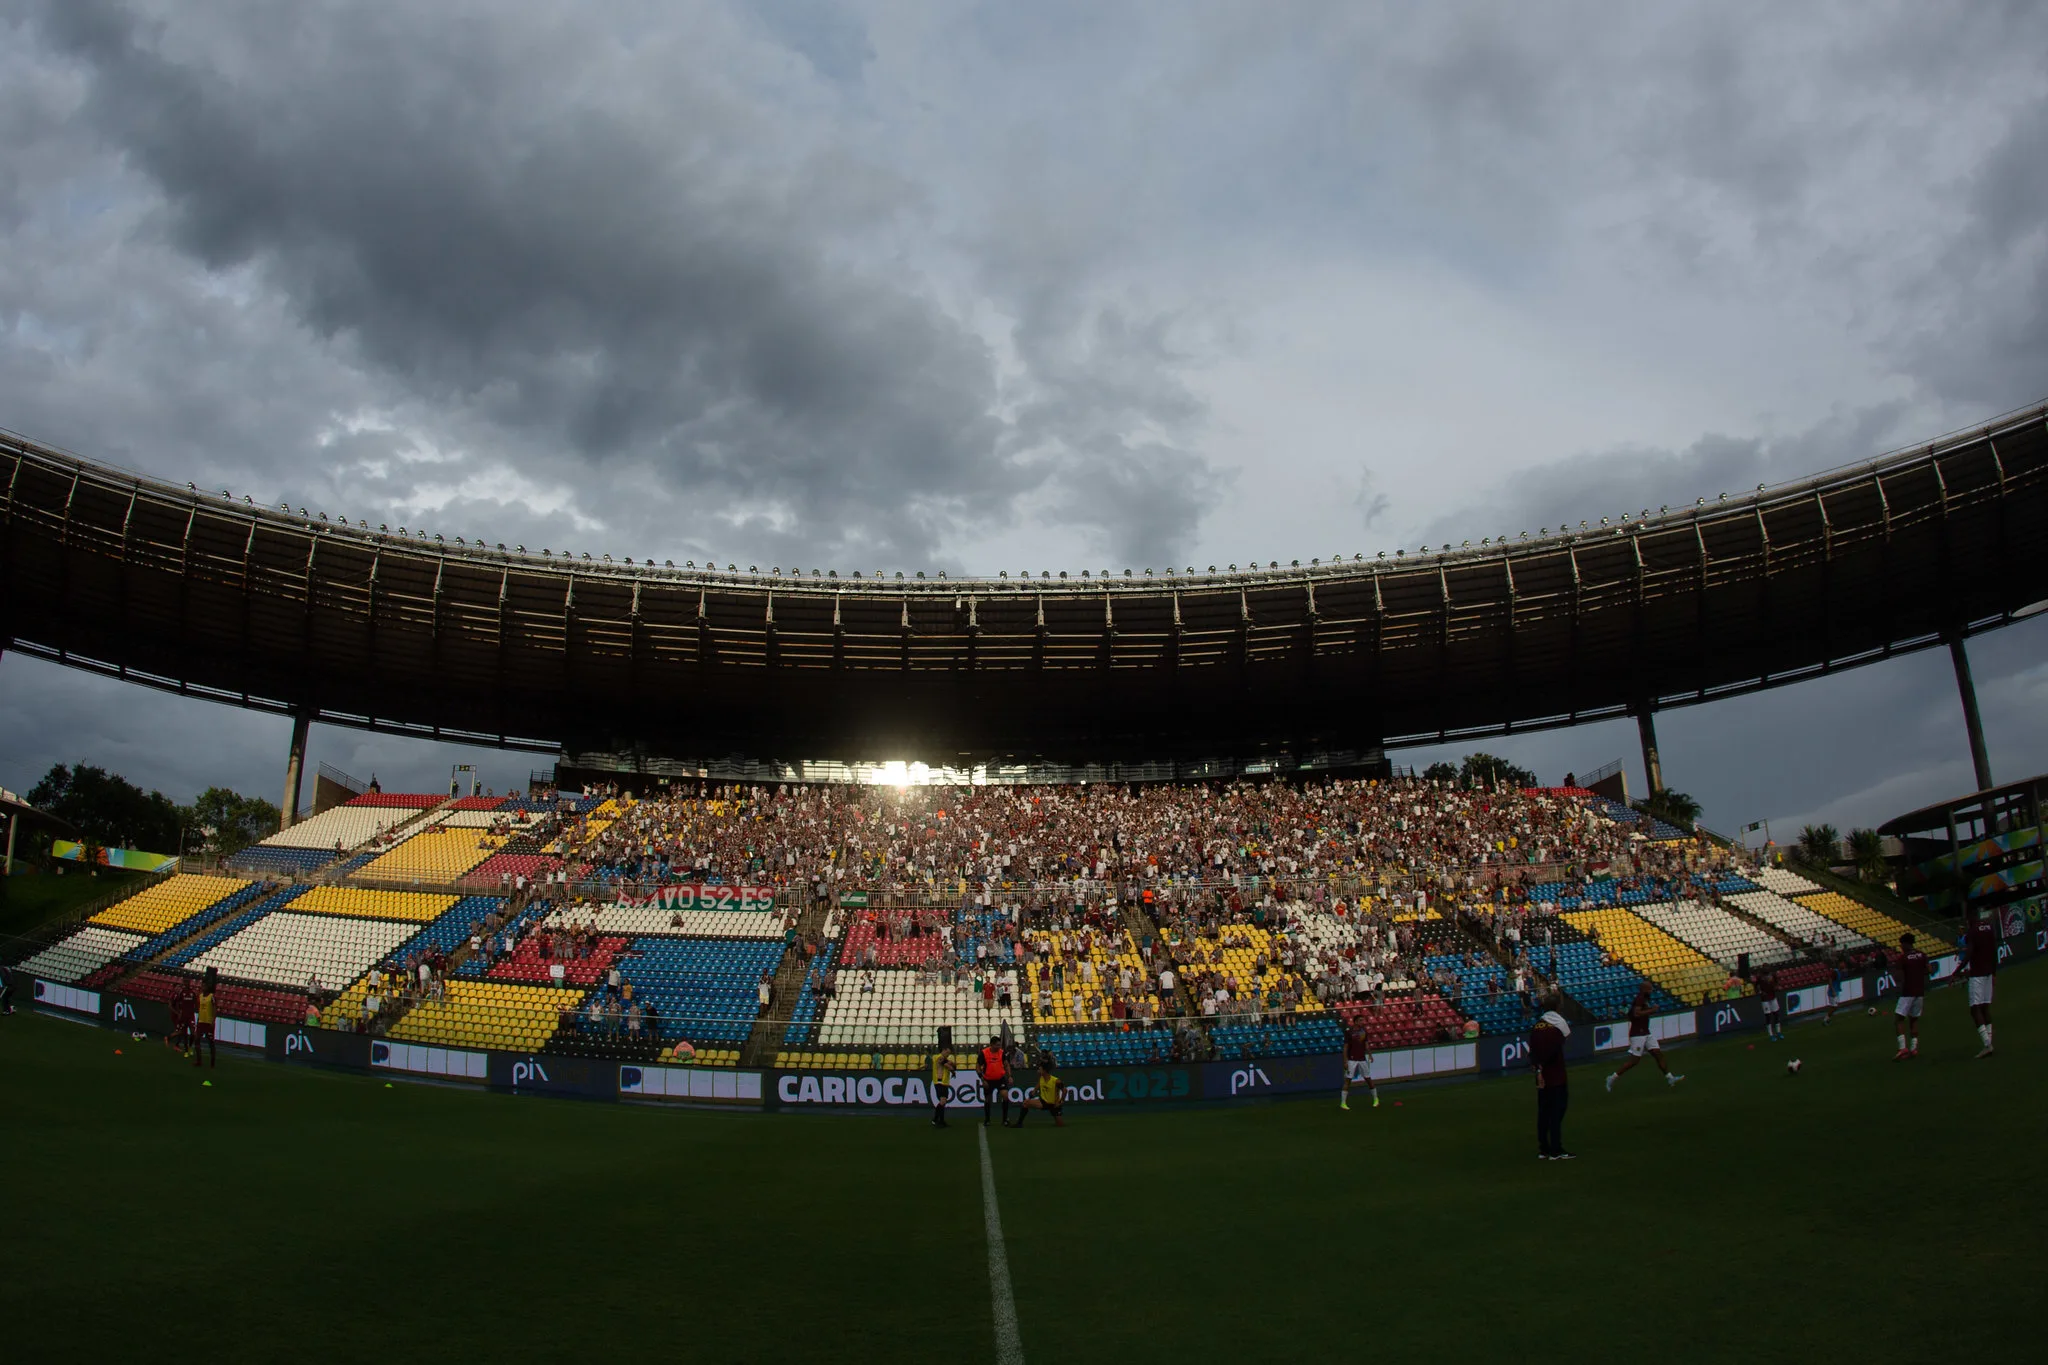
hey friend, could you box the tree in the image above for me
[1460,753,1539,789]
[1795,823,1842,869]
[26,763,182,854]
[1847,828,1888,883]
[1635,789,1703,830]
[1421,761,1459,783]
[178,788,281,859]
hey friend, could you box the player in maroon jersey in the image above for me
[1756,969,1785,1043]
[1961,908,1998,1058]
[1605,983,1683,1091]
[1340,1020,1378,1110]
[1891,932,1929,1061]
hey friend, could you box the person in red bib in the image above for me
[1892,933,1929,1061]
[979,1035,1011,1127]
[1962,909,1998,1059]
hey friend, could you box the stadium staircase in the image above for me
[1122,897,1201,1020]
[740,897,825,1068]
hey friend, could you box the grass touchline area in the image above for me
[2,967,2038,1363]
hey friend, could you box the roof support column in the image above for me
[1635,703,1665,798]
[1947,630,1995,793]
[282,706,312,829]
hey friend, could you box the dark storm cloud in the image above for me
[25,0,1223,571]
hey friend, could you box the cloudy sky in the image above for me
[2,0,2044,835]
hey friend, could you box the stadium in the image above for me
[8,7,2048,1359]
[4,403,2046,1361]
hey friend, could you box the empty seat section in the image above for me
[227,846,341,876]
[1422,954,1528,1034]
[179,909,420,991]
[1212,1016,1344,1059]
[288,885,459,922]
[1725,891,1873,951]
[612,937,789,1044]
[1754,866,1823,896]
[465,852,561,887]
[1330,994,1470,1049]
[814,967,1024,1049]
[487,933,633,988]
[1632,900,1796,970]
[590,903,786,940]
[840,917,943,968]
[247,802,427,852]
[89,873,252,937]
[1037,1024,1177,1067]
[1795,891,1935,953]
[355,829,506,882]
[15,925,148,982]
[388,980,586,1052]
[1557,910,1720,1010]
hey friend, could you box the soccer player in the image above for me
[929,1047,954,1128]
[1757,969,1785,1042]
[1530,1007,1572,1160]
[979,1034,1011,1127]
[1822,952,1845,1025]
[1010,1058,1065,1127]
[1340,1021,1378,1109]
[192,967,218,1069]
[1892,932,1929,1061]
[168,980,195,1057]
[1962,908,1997,1058]
[1605,983,1684,1091]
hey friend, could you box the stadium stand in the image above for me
[88,873,251,936]
[485,933,632,988]
[1542,915,1696,1014]
[1753,866,1824,896]
[288,885,459,922]
[1796,890,1936,953]
[1036,1023,1177,1066]
[1632,899,1797,970]
[812,967,1024,1048]
[1212,1015,1344,1059]
[1331,994,1470,1048]
[246,801,429,851]
[782,941,840,1045]
[17,924,148,982]
[613,936,789,1044]
[355,828,506,882]
[1725,890,1874,951]
[387,980,587,1052]
[590,903,787,940]
[121,970,311,1026]
[181,909,423,992]
[1423,953,1528,1034]
[1021,929,1159,1024]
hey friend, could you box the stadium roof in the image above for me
[3,401,2045,767]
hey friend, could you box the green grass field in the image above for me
[5,969,2040,1363]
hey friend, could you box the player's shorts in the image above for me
[1344,1059,1372,1082]
[1626,1033,1659,1056]
[195,1022,215,1038]
[1760,999,1780,1016]
[1967,976,1994,1007]
[1893,995,1923,1018]
[1825,980,1841,999]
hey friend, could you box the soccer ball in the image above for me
[1786,1059,1803,1074]
[1866,1006,1877,1015]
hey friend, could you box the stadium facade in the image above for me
[1,401,2044,819]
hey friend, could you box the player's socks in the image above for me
[1896,1032,1906,1052]
[1910,1037,1919,1053]
[1605,1072,1616,1093]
